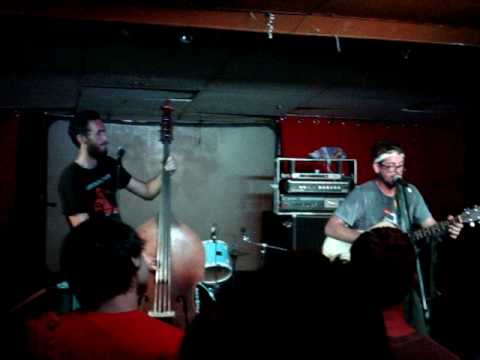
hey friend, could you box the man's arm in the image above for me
[126,175,162,200]
[68,213,90,227]
[58,167,91,228]
[125,155,176,200]
[324,215,362,244]
[420,216,436,228]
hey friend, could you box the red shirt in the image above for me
[27,310,184,360]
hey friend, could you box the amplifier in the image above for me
[284,179,352,194]
[279,195,345,212]
[291,172,343,180]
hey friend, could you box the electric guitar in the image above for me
[322,206,480,262]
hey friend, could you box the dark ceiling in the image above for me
[0,0,479,124]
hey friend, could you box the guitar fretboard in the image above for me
[410,221,450,242]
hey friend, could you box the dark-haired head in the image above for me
[350,227,416,309]
[371,140,404,164]
[60,218,144,309]
[68,110,101,147]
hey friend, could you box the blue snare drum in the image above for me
[202,240,233,284]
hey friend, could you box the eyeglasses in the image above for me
[380,163,405,171]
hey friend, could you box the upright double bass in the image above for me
[137,100,205,328]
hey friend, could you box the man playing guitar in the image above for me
[324,140,463,251]
[323,140,464,334]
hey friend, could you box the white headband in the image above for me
[374,150,405,164]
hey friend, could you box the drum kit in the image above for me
[199,224,288,297]
[194,225,291,327]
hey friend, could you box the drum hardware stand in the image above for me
[211,223,217,242]
[241,228,288,266]
[197,282,217,302]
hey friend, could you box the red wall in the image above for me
[280,116,465,220]
[0,112,18,228]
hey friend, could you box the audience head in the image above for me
[182,250,390,359]
[60,218,145,310]
[350,227,416,309]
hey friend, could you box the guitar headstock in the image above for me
[160,99,174,145]
[458,205,480,227]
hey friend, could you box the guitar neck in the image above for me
[410,220,450,242]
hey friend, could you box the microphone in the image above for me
[117,147,126,163]
[393,174,408,186]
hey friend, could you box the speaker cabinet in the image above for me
[261,211,329,252]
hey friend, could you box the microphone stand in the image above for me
[397,182,430,323]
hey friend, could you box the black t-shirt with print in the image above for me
[58,156,131,221]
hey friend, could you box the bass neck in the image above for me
[161,143,172,222]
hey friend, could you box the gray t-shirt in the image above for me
[335,180,432,233]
